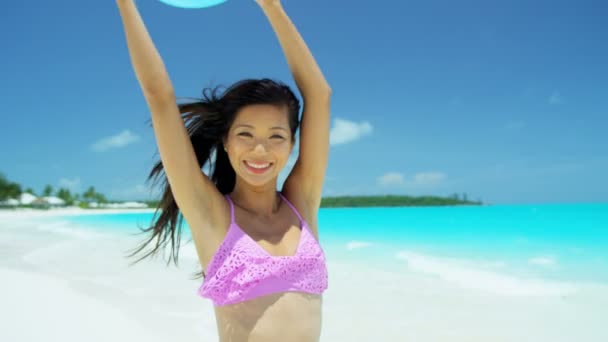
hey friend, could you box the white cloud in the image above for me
[58,177,81,192]
[548,91,562,105]
[411,172,446,185]
[377,172,405,186]
[91,130,140,152]
[330,118,373,145]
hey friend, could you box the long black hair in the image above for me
[125,78,301,279]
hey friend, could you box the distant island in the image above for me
[1,172,482,209]
[319,194,482,207]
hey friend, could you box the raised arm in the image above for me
[116,0,226,239]
[256,0,332,211]
[116,0,174,94]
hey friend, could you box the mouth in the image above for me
[243,160,274,174]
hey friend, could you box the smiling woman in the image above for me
[116,0,331,340]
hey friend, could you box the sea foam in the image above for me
[345,240,373,250]
[396,250,577,296]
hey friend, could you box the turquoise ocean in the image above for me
[61,202,608,292]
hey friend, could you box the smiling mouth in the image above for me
[244,160,274,174]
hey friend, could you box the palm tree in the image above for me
[43,185,54,197]
[83,186,97,202]
[56,188,75,205]
[0,173,22,201]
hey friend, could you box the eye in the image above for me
[271,135,284,139]
[238,132,252,137]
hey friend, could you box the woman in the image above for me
[116,0,332,341]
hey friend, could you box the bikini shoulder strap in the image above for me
[225,194,235,224]
[278,192,304,224]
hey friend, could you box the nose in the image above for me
[253,139,268,152]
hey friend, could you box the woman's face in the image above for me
[224,104,294,187]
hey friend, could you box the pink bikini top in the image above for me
[198,192,328,306]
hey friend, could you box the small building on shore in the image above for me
[31,196,66,209]
[19,193,38,205]
[0,198,20,207]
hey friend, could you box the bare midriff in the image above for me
[214,292,323,342]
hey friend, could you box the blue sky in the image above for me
[1,0,606,204]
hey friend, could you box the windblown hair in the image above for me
[125,78,301,279]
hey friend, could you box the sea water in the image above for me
[61,202,608,294]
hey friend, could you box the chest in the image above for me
[233,203,315,258]
[234,216,304,258]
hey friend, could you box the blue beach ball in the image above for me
[158,0,228,9]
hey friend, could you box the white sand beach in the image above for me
[2,208,608,341]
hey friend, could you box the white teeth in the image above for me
[246,161,270,169]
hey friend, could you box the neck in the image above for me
[230,183,281,219]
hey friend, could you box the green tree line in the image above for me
[1,173,107,206]
[319,194,482,207]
